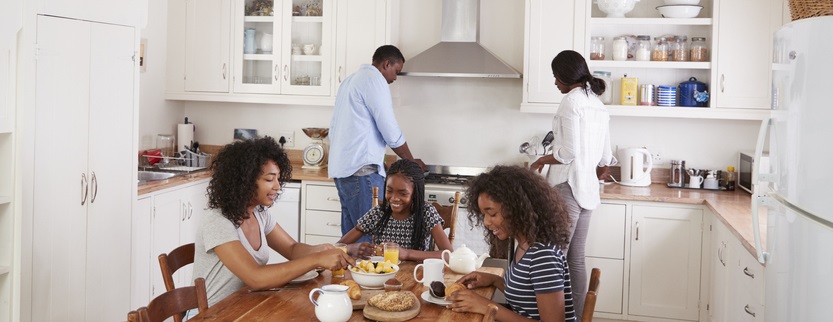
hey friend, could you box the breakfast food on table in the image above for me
[350,259,396,274]
[429,281,446,298]
[445,282,466,296]
[367,291,416,312]
[384,278,402,292]
[339,280,362,300]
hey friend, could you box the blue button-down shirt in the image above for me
[328,64,406,179]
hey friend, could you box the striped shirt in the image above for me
[504,242,576,321]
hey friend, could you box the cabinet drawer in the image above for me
[305,184,341,212]
[737,247,765,305]
[586,203,626,259]
[304,210,342,237]
[305,234,341,245]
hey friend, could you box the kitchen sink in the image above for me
[138,170,178,182]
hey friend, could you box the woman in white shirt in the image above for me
[530,50,616,321]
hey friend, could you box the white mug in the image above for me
[688,175,704,188]
[303,44,316,55]
[413,258,444,287]
[704,177,719,190]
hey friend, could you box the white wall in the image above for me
[140,0,762,171]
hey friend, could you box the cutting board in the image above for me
[362,291,420,321]
[351,289,384,310]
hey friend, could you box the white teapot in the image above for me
[441,244,490,274]
[308,284,352,322]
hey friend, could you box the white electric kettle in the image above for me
[617,147,653,186]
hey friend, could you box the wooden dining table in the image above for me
[189,261,504,321]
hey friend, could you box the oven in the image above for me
[423,165,490,256]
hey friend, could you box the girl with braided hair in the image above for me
[338,158,452,262]
[530,50,617,321]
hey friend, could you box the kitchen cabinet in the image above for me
[131,196,153,309]
[521,0,584,111]
[185,0,232,93]
[712,0,782,109]
[147,181,209,300]
[267,182,301,264]
[0,16,18,322]
[232,0,334,96]
[300,181,342,245]
[629,204,703,321]
[709,218,766,322]
[334,0,394,88]
[584,202,627,315]
[31,16,136,321]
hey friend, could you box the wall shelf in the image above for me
[520,102,770,120]
[590,18,712,25]
[589,61,711,69]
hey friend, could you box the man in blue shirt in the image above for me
[328,45,425,243]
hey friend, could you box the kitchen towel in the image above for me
[177,123,195,151]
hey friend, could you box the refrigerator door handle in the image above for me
[750,118,772,264]
[769,192,833,232]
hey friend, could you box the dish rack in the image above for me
[140,149,213,172]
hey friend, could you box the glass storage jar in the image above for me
[651,37,669,61]
[672,36,689,61]
[612,36,628,61]
[592,70,613,104]
[635,35,651,61]
[590,36,606,60]
[690,37,708,62]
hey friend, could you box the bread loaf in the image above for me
[339,280,362,300]
[445,282,466,296]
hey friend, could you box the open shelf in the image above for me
[590,18,712,25]
[589,61,711,69]
[520,103,771,120]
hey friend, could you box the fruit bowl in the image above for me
[350,261,399,289]
[596,0,640,18]
[656,5,703,18]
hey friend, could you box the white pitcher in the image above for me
[259,32,273,53]
[308,284,351,322]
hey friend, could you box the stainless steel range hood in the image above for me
[399,0,522,78]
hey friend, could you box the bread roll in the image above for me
[367,291,416,312]
[445,282,466,296]
[339,280,361,300]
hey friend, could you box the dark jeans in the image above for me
[334,173,384,244]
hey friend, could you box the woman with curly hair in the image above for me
[447,165,576,322]
[338,158,452,261]
[191,137,354,309]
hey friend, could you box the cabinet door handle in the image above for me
[326,197,339,202]
[188,202,193,219]
[743,267,755,278]
[338,66,343,83]
[90,171,98,203]
[182,203,187,221]
[717,242,726,266]
[720,74,725,93]
[81,173,89,205]
[222,63,227,80]
[283,65,288,81]
[274,64,279,81]
[744,304,756,317]
[634,221,639,241]
[325,222,341,227]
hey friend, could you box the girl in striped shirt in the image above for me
[447,165,576,322]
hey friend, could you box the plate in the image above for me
[369,256,401,265]
[421,290,452,306]
[289,270,318,283]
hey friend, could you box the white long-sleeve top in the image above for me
[546,86,617,210]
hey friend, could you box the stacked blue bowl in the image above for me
[657,86,677,107]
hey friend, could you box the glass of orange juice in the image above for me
[383,242,399,264]
[333,243,347,277]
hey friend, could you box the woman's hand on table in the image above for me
[456,271,500,289]
[446,289,492,315]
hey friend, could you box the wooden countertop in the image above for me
[600,183,765,259]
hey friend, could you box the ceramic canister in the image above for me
[679,77,709,107]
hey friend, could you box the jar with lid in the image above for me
[635,35,651,61]
[612,36,629,61]
[651,37,668,61]
[672,36,689,61]
[590,36,606,60]
[690,37,708,62]
[592,70,613,104]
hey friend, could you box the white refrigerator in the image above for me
[751,16,833,322]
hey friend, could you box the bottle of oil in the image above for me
[620,74,638,106]
[725,166,736,191]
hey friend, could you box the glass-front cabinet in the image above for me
[233,0,332,96]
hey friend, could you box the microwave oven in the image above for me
[738,151,769,194]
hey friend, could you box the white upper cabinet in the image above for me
[712,0,782,109]
[522,0,583,111]
[185,0,232,93]
[334,0,391,89]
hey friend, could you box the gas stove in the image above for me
[423,165,488,207]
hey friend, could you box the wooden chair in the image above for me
[581,267,602,322]
[431,191,461,248]
[481,303,500,322]
[157,243,195,322]
[127,277,209,322]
